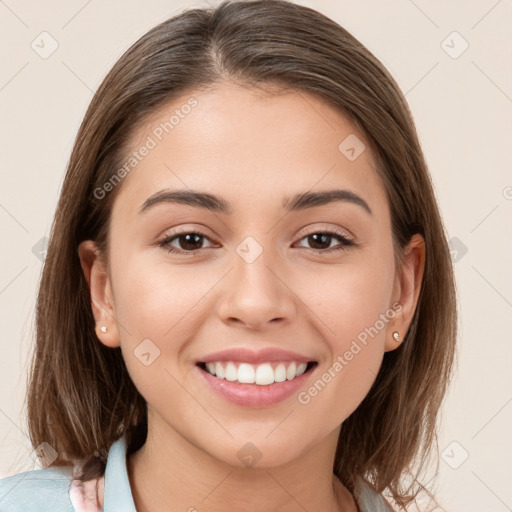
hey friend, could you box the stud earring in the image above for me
[100,326,107,333]
[392,331,400,342]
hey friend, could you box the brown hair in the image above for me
[25,0,457,508]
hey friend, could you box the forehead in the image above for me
[111,82,388,219]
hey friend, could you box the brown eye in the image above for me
[295,230,355,253]
[158,230,214,254]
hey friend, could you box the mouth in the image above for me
[196,360,318,386]
[194,347,319,407]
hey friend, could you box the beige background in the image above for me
[1,1,511,510]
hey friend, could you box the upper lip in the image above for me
[197,347,316,365]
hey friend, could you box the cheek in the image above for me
[302,256,394,350]
[111,256,212,404]
[293,284,392,430]
[111,249,212,339]
[293,252,394,414]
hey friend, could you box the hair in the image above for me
[25,0,457,509]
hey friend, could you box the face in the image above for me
[80,80,422,469]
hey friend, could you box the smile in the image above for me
[195,359,318,407]
[198,360,316,385]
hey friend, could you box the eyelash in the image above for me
[158,227,355,255]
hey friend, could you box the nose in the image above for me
[216,247,297,330]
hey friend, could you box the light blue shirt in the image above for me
[0,434,393,511]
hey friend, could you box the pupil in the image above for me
[309,233,330,249]
[181,234,202,250]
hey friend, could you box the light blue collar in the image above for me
[103,434,137,511]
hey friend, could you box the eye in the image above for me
[158,228,216,255]
[294,229,355,253]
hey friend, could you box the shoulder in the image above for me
[0,466,74,511]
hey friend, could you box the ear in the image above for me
[77,240,120,348]
[385,233,425,352]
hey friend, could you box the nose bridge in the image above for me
[233,233,282,295]
[216,233,296,327]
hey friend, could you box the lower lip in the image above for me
[195,364,316,408]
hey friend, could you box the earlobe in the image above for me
[385,233,426,352]
[77,240,121,348]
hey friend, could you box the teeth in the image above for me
[238,363,255,384]
[255,363,274,385]
[286,362,297,380]
[296,362,307,377]
[215,362,225,379]
[274,363,287,382]
[202,361,310,385]
[225,362,238,382]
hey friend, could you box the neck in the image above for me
[127,415,357,512]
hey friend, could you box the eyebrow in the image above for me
[138,188,372,216]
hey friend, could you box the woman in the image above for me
[0,1,457,510]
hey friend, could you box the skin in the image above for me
[79,80,425,512]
